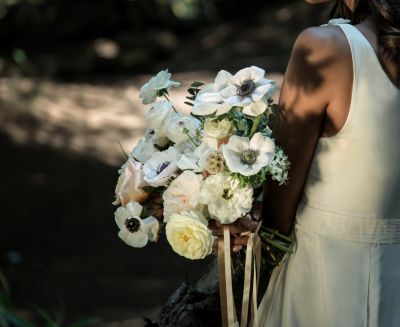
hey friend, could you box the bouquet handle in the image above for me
[218,225,262,327]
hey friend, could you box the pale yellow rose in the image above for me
[166,211,214,260]
[204,118,233,139]
[113,158,149,206]
[162,170,204,222]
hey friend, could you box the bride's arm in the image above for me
[262,27,342,235]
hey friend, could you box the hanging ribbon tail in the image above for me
[241,226,262,327]
[218,226,239,327]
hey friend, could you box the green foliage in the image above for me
[185,81,204,106]
[228,166,270,189]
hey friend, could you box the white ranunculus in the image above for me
[115,201,159,248]
[143,147,179,187]
[113,158,149,206]
[222,132,275,177]
[196,174,253,224]
[203,118,233,139]
[177,137,219,172]
[220,66,276,107]
[146,100,174,135]
[192,70,233,116]
[139,70,180,104]
[162,170,204,222]
[166,210,214,260]
[130,134,159,163]
[165,112,201,145]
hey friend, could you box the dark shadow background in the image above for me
[0,0,332,325]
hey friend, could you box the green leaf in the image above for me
[185,95,195,101]
[190,81,204,88]
[188,88,196,96]
[184,101,194,107]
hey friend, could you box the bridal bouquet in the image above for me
[113,66,290,260]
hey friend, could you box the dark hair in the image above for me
[331,0,400,62]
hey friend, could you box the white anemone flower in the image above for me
[130,134,159,164]
[139,70,180,105]
[177,137,219,172]
[146,100,175,135]
[192,70,233,116]
[165,112,201,145]
[220,66,276,108]
[222,132,276,176]
[115,201,159,248]
[143,147,179,187]
[196,174,253,224]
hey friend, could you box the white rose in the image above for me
[196,173,253,224]
[130,134,159,163]
[143,147,179,187]
[162,171,204,222]
[204,117,233,139]
[222,132,275,176]
[139,70,180,105]
[113,158,149,206]
[146,100,174,135]
[115,201,159,248]
[165,112,201,145]
[166,210,214,260]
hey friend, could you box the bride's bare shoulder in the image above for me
[292,25,350,65]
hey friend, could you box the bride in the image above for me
[210,0,400,326]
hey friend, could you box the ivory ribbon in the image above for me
[218,225,262,327]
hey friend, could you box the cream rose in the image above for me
[162,171,204,222]
[166,210,214,260]
[204,118,233,139]
[113,158,149,206]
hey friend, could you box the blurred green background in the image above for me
[0,0,332,326]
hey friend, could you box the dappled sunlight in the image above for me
[0,71,283,166]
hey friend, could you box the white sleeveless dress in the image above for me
[257,22,400,327]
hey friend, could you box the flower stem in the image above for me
[249,115,262,137]
[163,94,178,113]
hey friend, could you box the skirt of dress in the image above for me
[257,224,400,327]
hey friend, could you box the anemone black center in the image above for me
[156,161,170,174]
[238,79,256,97]
[125,217,141,233]
[240,149,258,165]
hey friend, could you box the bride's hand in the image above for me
[208,202,263,255]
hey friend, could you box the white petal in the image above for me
[215,70,233,86]
[223,147,246,173]
[220,86,238,98]
[125,201,143,217]
[197,92,224,103]
[115,207,130,230]
[224,96,252,106]
[242,100,267,116]
[192,101,217,115]
[251,83,272,102]
[215,103,233,115]
[224,135,250,153]
[119,230,149,248]
[250,133,276,154]
[141,216,160,241]
[249,66,266,83]
[256,153,274,166]
[233,67,252,84]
